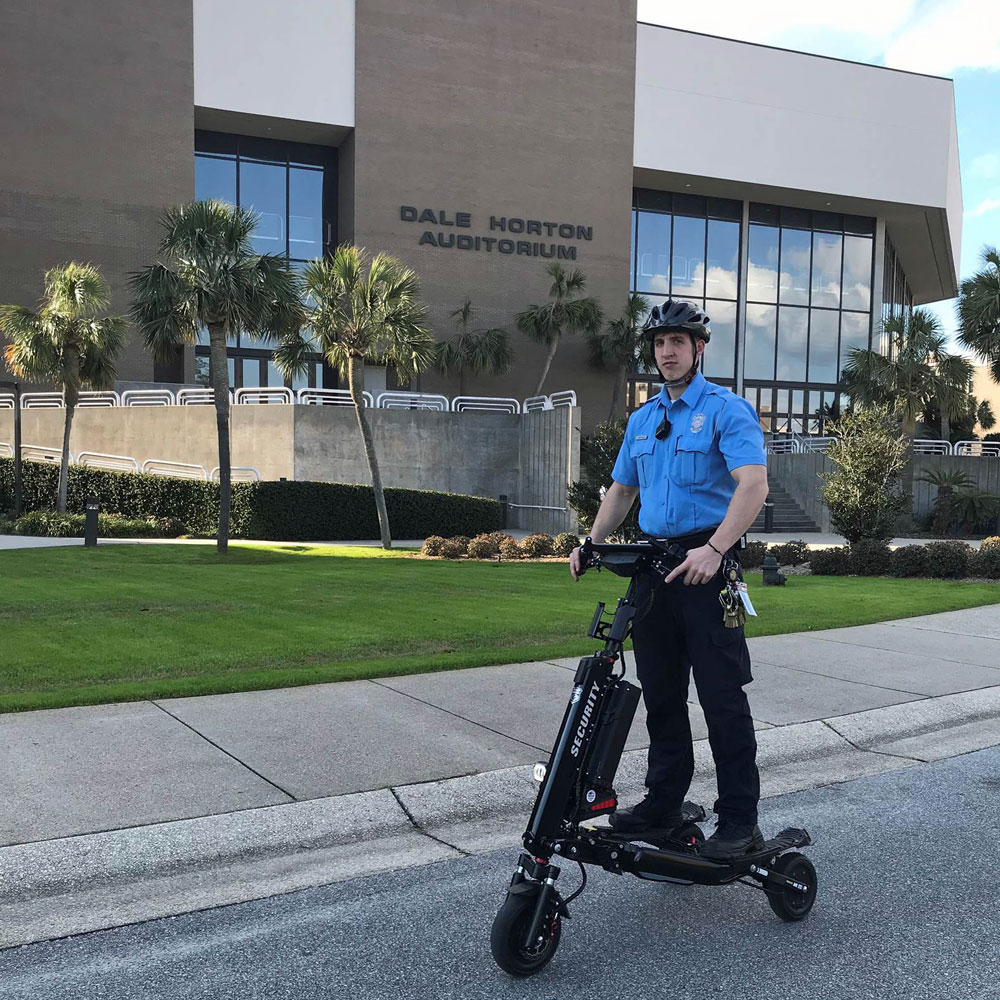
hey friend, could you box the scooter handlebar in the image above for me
[577,536,687,574]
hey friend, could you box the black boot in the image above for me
[700,820,764,861]
[609,791,683,837]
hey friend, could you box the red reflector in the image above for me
[590,798,616,811]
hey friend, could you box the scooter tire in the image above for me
[490,891,562,977]
[766,852,817,922]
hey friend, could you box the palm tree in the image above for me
[585,292,649,421]
[841,308,967,450]
[1,263,126,512]
[130,201,303,555]
[435,299,512,396]
[959,246,1000,382]
[273,245,435,549]
[928,337,974,443]
[516,263,602,398]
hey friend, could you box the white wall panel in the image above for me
[194,0,354,128]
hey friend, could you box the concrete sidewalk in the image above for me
[3,604,1000,947]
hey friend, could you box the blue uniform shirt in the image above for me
[611,372,766,538]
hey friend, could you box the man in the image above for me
[569,298,769,860]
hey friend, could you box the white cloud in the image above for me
[968,196,1000,217]
[884,0,1000,74]
[970,152,1000,178]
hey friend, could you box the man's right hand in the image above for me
[569,545,587,581]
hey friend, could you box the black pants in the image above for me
[631,551,760,825]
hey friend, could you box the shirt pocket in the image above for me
[672,434,712,487]
[630,438,655,488]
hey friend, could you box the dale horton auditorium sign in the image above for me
[400,206,592,260]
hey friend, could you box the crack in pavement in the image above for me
[388,787,470,857]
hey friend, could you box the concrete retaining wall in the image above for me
[0,405,579,533]
[769,452,1000,534]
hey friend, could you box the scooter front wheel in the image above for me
[490,891,562,977]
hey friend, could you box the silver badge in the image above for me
[690,413,705,433]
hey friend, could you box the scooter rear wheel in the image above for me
[490,892,562,977]
[766,852,817,922]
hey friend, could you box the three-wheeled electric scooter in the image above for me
[490,537,817,977]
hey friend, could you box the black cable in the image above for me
[563,861,588,905]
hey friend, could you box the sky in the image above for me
[637,0,1000,348]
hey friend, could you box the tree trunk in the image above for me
[209,323,231,555]
[901,414,917,517]
[532,333,560,398]
[57,387,77,513]
[349,356,392,549]
[940,411,951,444]
[607,365,625,423]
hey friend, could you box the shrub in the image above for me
[553,532,580,556]
[449,535,470,554]
[849,539,891,576]
[769,540,810,566]
[822,407,908,543]
[521,533,555,558]
[498,535,523,560]
[890,545,930,578]
[11,510,182,539]
[808,546,852,575]
[14,510,83,537]
[422,535,447,556]
[741,540,767,569]
[981,535,1000,552]
[438,538,467,559]
[922,540,971,578]
[0,458,502,541]
[467,531,511,559]
[970,546,1000,579]
[567,418,640,541]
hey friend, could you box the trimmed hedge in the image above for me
[850,539,891,577]
[0,458,502,541]
[11,510,184,539]
[808,546,851,575]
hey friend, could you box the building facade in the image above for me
[0,1,962,430]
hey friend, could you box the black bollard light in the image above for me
[761,552,786,586]
[84,495,99,547]
[763,501,774,533]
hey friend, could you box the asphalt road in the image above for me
[3,748,999,1000]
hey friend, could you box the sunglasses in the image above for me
[655,415,671,440]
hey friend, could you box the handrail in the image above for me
[176,388,232,406]
[234,387,294,405]
[0,393,14,409]
[523,395,552,412]
[0,442,12,457]
[122,389,175,406]
[548,390,577,408]
[451,395,520,414]
[20,392,65,409]
[77,452,141,473]
[913,439,952,455]
[296,388,373,407]
[140,459,209,480]
[376,391,449,411]
[77,391,120,408]
[21,444,73,464]
[210,466,262,482]
[953,440,1000,457]
[800,436,833,453]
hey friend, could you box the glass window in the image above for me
[745,304,777,380]
[811,232,842,308]
[842,235,872,312]
[195,355,210,387]
[195,154,236,204]
[671,216,706,298]
[267,361,285,387]
[776,306,808,381]
[289,167,324,261]
[840,313,870,373]
[779,229,811,306]
[241,358,262,388]
[240,159,287,255]
[808,310,840,383]
[635,211,670,294]
[703,299,736,381]
[706,220,739,300]
[227,357,235,386]
[629,209,636,287]
[747,226,779,303]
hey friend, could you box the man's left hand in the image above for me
[663,544,723,586]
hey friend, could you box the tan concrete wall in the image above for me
[0,407,295,482]
[350,0,637,428]
[0,1,195,383]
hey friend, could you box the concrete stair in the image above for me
[752,481,820,533]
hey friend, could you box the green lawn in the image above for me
[2,543,997,713]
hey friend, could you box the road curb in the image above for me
[3,694,1000,949]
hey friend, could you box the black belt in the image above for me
[643,528,720,551]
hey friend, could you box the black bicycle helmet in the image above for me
[642,298,712,343]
